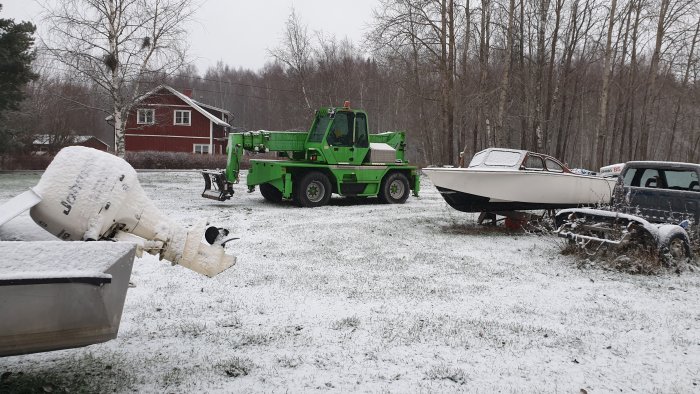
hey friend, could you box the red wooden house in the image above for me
[124,85,232,154]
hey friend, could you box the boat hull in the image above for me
[423,168,617,213]
[0,242,136,357]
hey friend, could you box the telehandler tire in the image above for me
[295,171,332,208]
[259,183,283,203]
[379,172,410,204]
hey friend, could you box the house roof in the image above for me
[194,100,231,116]
[33,134,109,146]
[134,85,231,127]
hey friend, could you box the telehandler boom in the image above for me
[202,102,420,207]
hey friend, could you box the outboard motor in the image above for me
[0,146,235,277]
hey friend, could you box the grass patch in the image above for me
[330,316,361,330]
[176,321,208,338]
[425,364,468,384]
[440,221,516,236]
[561,239,697,275]
[276,355,304,369]
[161,366,191,389]
[216,357,254,378]
[0,352,136,393]
[226,332,276,348]
[216,316,242,329]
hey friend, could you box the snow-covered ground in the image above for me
[1,171,699,392]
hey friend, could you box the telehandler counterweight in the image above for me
[202,102,420,207]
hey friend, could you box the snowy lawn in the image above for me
[1,171,699,393]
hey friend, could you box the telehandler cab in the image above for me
[202,102,420,207]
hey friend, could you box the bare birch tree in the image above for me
[269,8,314,111]
[41,0,194,157]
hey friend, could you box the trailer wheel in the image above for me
[661,233,691,266]
[379,172,410,204]
[259,183,283,203]
[295,171,331,207]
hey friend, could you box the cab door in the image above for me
[353,112,370,164]
[324,111,355,164]
[324,111,372,165]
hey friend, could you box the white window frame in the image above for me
[193,144,210,154]
[174,110,191,126]
[137,109,155,124]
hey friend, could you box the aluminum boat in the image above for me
[0,241,135,357]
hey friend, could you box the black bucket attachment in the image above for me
[202,170,234,201]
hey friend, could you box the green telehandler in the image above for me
[201,102,420,207]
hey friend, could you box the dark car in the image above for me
[556,161,700,263]
[614,161,700,225]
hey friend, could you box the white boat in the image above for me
[422,148,618,213]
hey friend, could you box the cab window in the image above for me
[327,111,354,147]
[355,113,369,148]
[308,114,331,143]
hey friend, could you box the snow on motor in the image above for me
[556,161,699,265]
[201,102,420,207]
[0,146,236,278]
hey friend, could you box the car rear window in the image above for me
[665,170,699,191]
[624,167,699,191]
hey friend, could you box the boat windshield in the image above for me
[478,150,522,168]
[545,158,564,172]
[468,150,488,167]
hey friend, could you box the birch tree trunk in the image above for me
[637,0,669,160]
[594,0,617,168]
[477,0,491,149]
[533,0,550,152]
[667,17,699,160]
[543,0,564,149]
[495,0,515,147]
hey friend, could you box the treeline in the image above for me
[372,0,700,168]
[171,0,700,168]
[8,0,700,169]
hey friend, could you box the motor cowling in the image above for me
[28,146,235,277]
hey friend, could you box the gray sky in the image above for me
[3,0,378,72]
